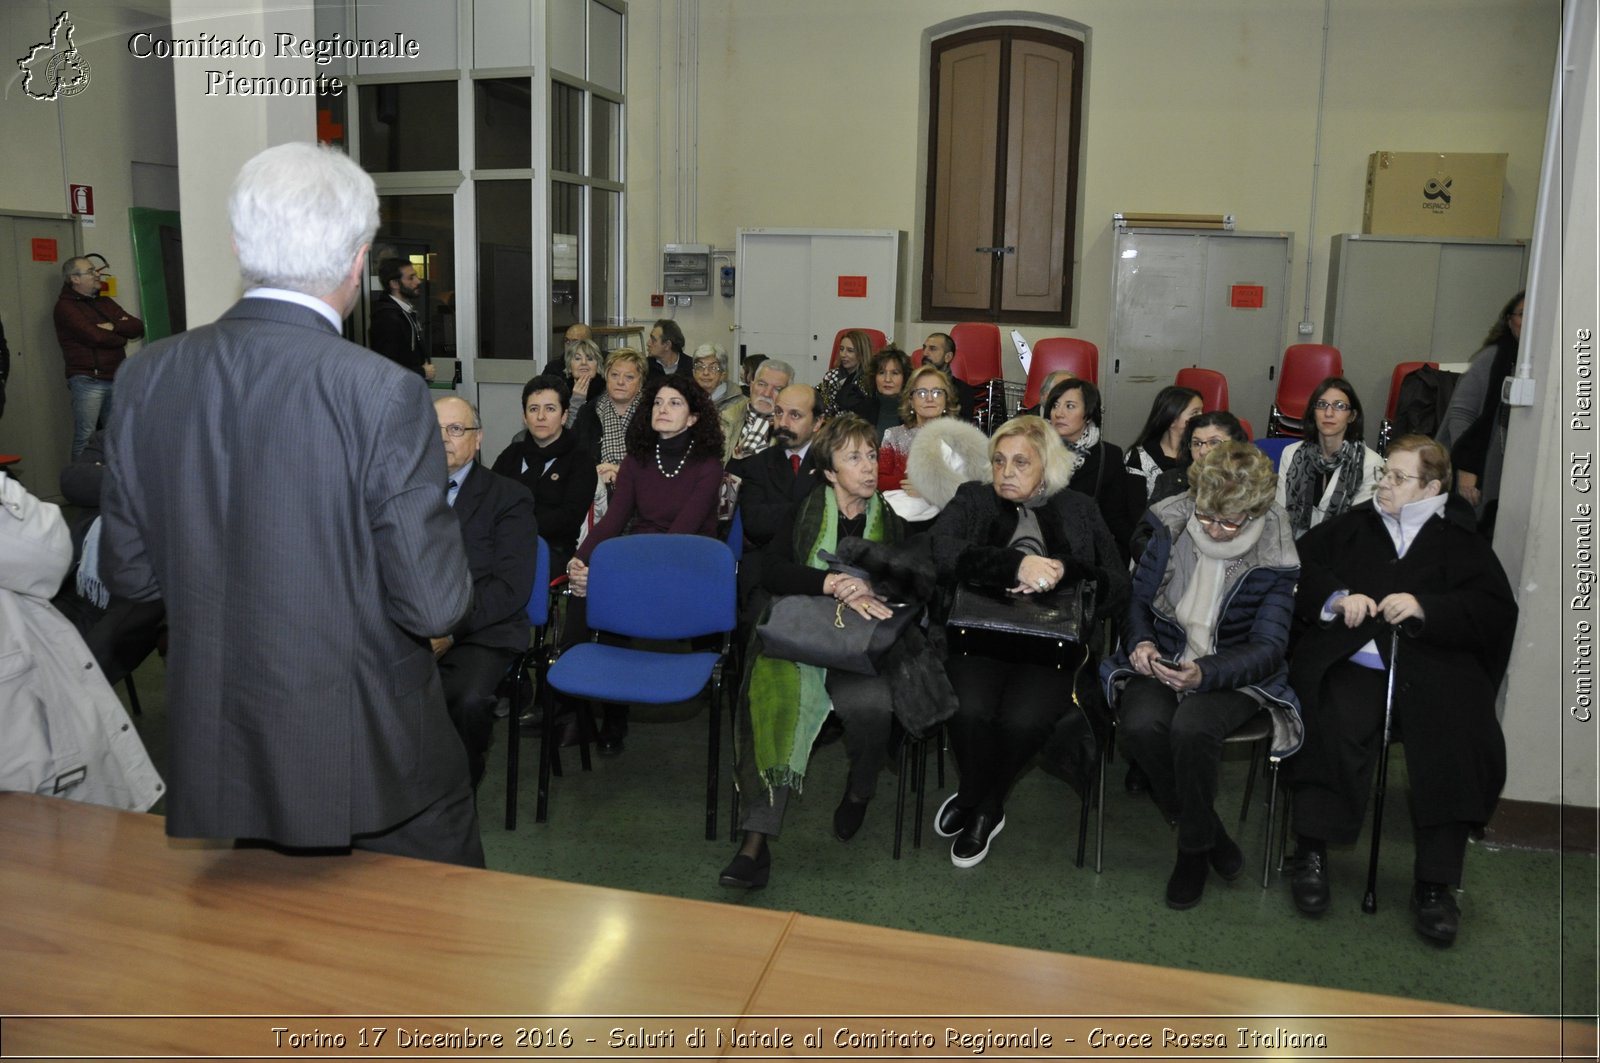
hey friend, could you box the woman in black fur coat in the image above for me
[928,416,1129,868]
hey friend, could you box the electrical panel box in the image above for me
[662,243,711,295]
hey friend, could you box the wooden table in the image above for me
[1,793,1590,1060]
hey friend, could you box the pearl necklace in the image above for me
[655,440,692,478]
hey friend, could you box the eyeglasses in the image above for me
[1195,511,1250,533]
[1312,400,1352,413]
[440,424,481,439]
[1374,465,1425,486]
[1189,437,1227,451]
[912,388,946,400]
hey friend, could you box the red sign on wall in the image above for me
[837,275,868,298]
[68,184,94,215]
[31,238,58,262]
[1230,284,1265,309]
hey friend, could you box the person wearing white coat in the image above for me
[0,471,162,810]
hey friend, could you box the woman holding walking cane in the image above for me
[1284,435,1518,946]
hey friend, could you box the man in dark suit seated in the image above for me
[920,332,976,422]
[647,318,692,379]
[729,383,823,615]
[434,396,538,789]
[102,142,482,867]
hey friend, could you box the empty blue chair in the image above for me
[503,537,552,830]
[541,534,737,839]
[1253,437,1294,472]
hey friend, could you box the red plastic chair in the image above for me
[827,328,887,369]
[948,323,1003,386]
[1267,344,1342,437]
[1237,417,1253,439]
[1024,338,1099,407]
[1175,367,1228,412]
[1385,360,1438,421]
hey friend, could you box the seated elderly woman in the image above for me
[1284,435,1516,946]
[490,374,599,571]
[1101,441,1302,910]
[1275,375,1382,539]
[691,342,742,409]
[721,414,909,889]
[1128,411,1251,565]
[879,364,959,493]
[929,416,1129,868]
[1044,376,1141,561]
[819,330,874,419]
[561,337,605,428]
[566,375,725,753]
[572,346,648,491]
[865,345,913,432]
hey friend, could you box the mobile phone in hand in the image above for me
[1153,655,1183,669]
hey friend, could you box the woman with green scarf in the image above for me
[720,414,905,890]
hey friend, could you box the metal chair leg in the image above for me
[123,673,142,716]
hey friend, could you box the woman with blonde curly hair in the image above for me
[879,363,959,493]
[929,416,1129,867]
[1101,441,1303,910]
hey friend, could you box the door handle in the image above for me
[1127,375,1159,383]
[974,246,1016,256]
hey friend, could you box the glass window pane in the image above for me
[477,181,533,359]
[358,82,458,172]
[475,78,532,169]
[589,188,619,325]
[551,182,582,333]
[591,98,620,182]
[549,0,586,79]
[590,2,624,93]
[371,194,456,362]
[551,83,582,175]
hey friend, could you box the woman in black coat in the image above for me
[929,415,1129,869]
[490,373,599,571]
[1043,376,1141,562]
[1284,434,1517,947]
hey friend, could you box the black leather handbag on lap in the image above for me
[946,580,1094,669]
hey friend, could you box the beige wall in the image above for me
[627,0,1556,366]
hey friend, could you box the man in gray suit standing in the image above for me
[100,143,483,867]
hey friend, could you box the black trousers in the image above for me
[946,655,1072,818]
[1117,676,1260,853]
[1290,661,1472,885]
[352,779,487,868]
[438,642,519,788]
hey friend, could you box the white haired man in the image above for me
[100,143,481,866]
[719,358,794,462]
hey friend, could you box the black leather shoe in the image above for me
[950,812,1005,868]
[1209,827,1245,882]
[718,844,771,889]
[1410,881,1460,946]
[596,712,627,756]
[1123,762,1150,794]
[1288,849,1331,915]
[934,793,969,839]
[1166,850,1210,909]
[832,795,868,842]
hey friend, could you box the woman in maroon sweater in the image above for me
[564,376,726,751]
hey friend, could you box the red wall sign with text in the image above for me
[31,238,57,262]
[838,275,868,298]
[1230,284,1265,309]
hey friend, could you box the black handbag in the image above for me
[946,580,1094,669]
[756,594,919,675]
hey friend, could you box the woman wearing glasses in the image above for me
[878,364,960,492]
[1275,376,1383,539]
[1127,410,1251,566]
[1283,436,1515,946]
[1102,441,1302,910]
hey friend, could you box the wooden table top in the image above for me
[1,793,1592,1060]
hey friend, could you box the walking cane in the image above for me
[1361,626,1401,915]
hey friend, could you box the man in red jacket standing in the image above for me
[54,257,143,458]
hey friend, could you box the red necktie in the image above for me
[790,454,802,475]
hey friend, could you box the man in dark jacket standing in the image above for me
[54,257,144,457]
[369,258,434,381]
[101,142,481,867]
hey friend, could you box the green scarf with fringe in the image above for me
[748,489,891,797]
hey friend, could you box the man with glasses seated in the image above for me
[434,396,538,789]
[55,256,144,458]
[1274,376,1383,539]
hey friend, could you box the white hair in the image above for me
[228,142,379,296]
[693,343,728,372]
[759,358,796,383]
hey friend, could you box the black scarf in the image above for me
[1283,438,1366,538]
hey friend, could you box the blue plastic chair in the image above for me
[540,534,737,839]
[1253,437,1294,472]
[503,537,552,830]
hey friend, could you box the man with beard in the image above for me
[719,359,793,462]
[728,383,822,618]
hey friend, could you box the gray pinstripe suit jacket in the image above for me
[101,296,472,848]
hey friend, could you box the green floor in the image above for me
[119,655,1596,1019]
